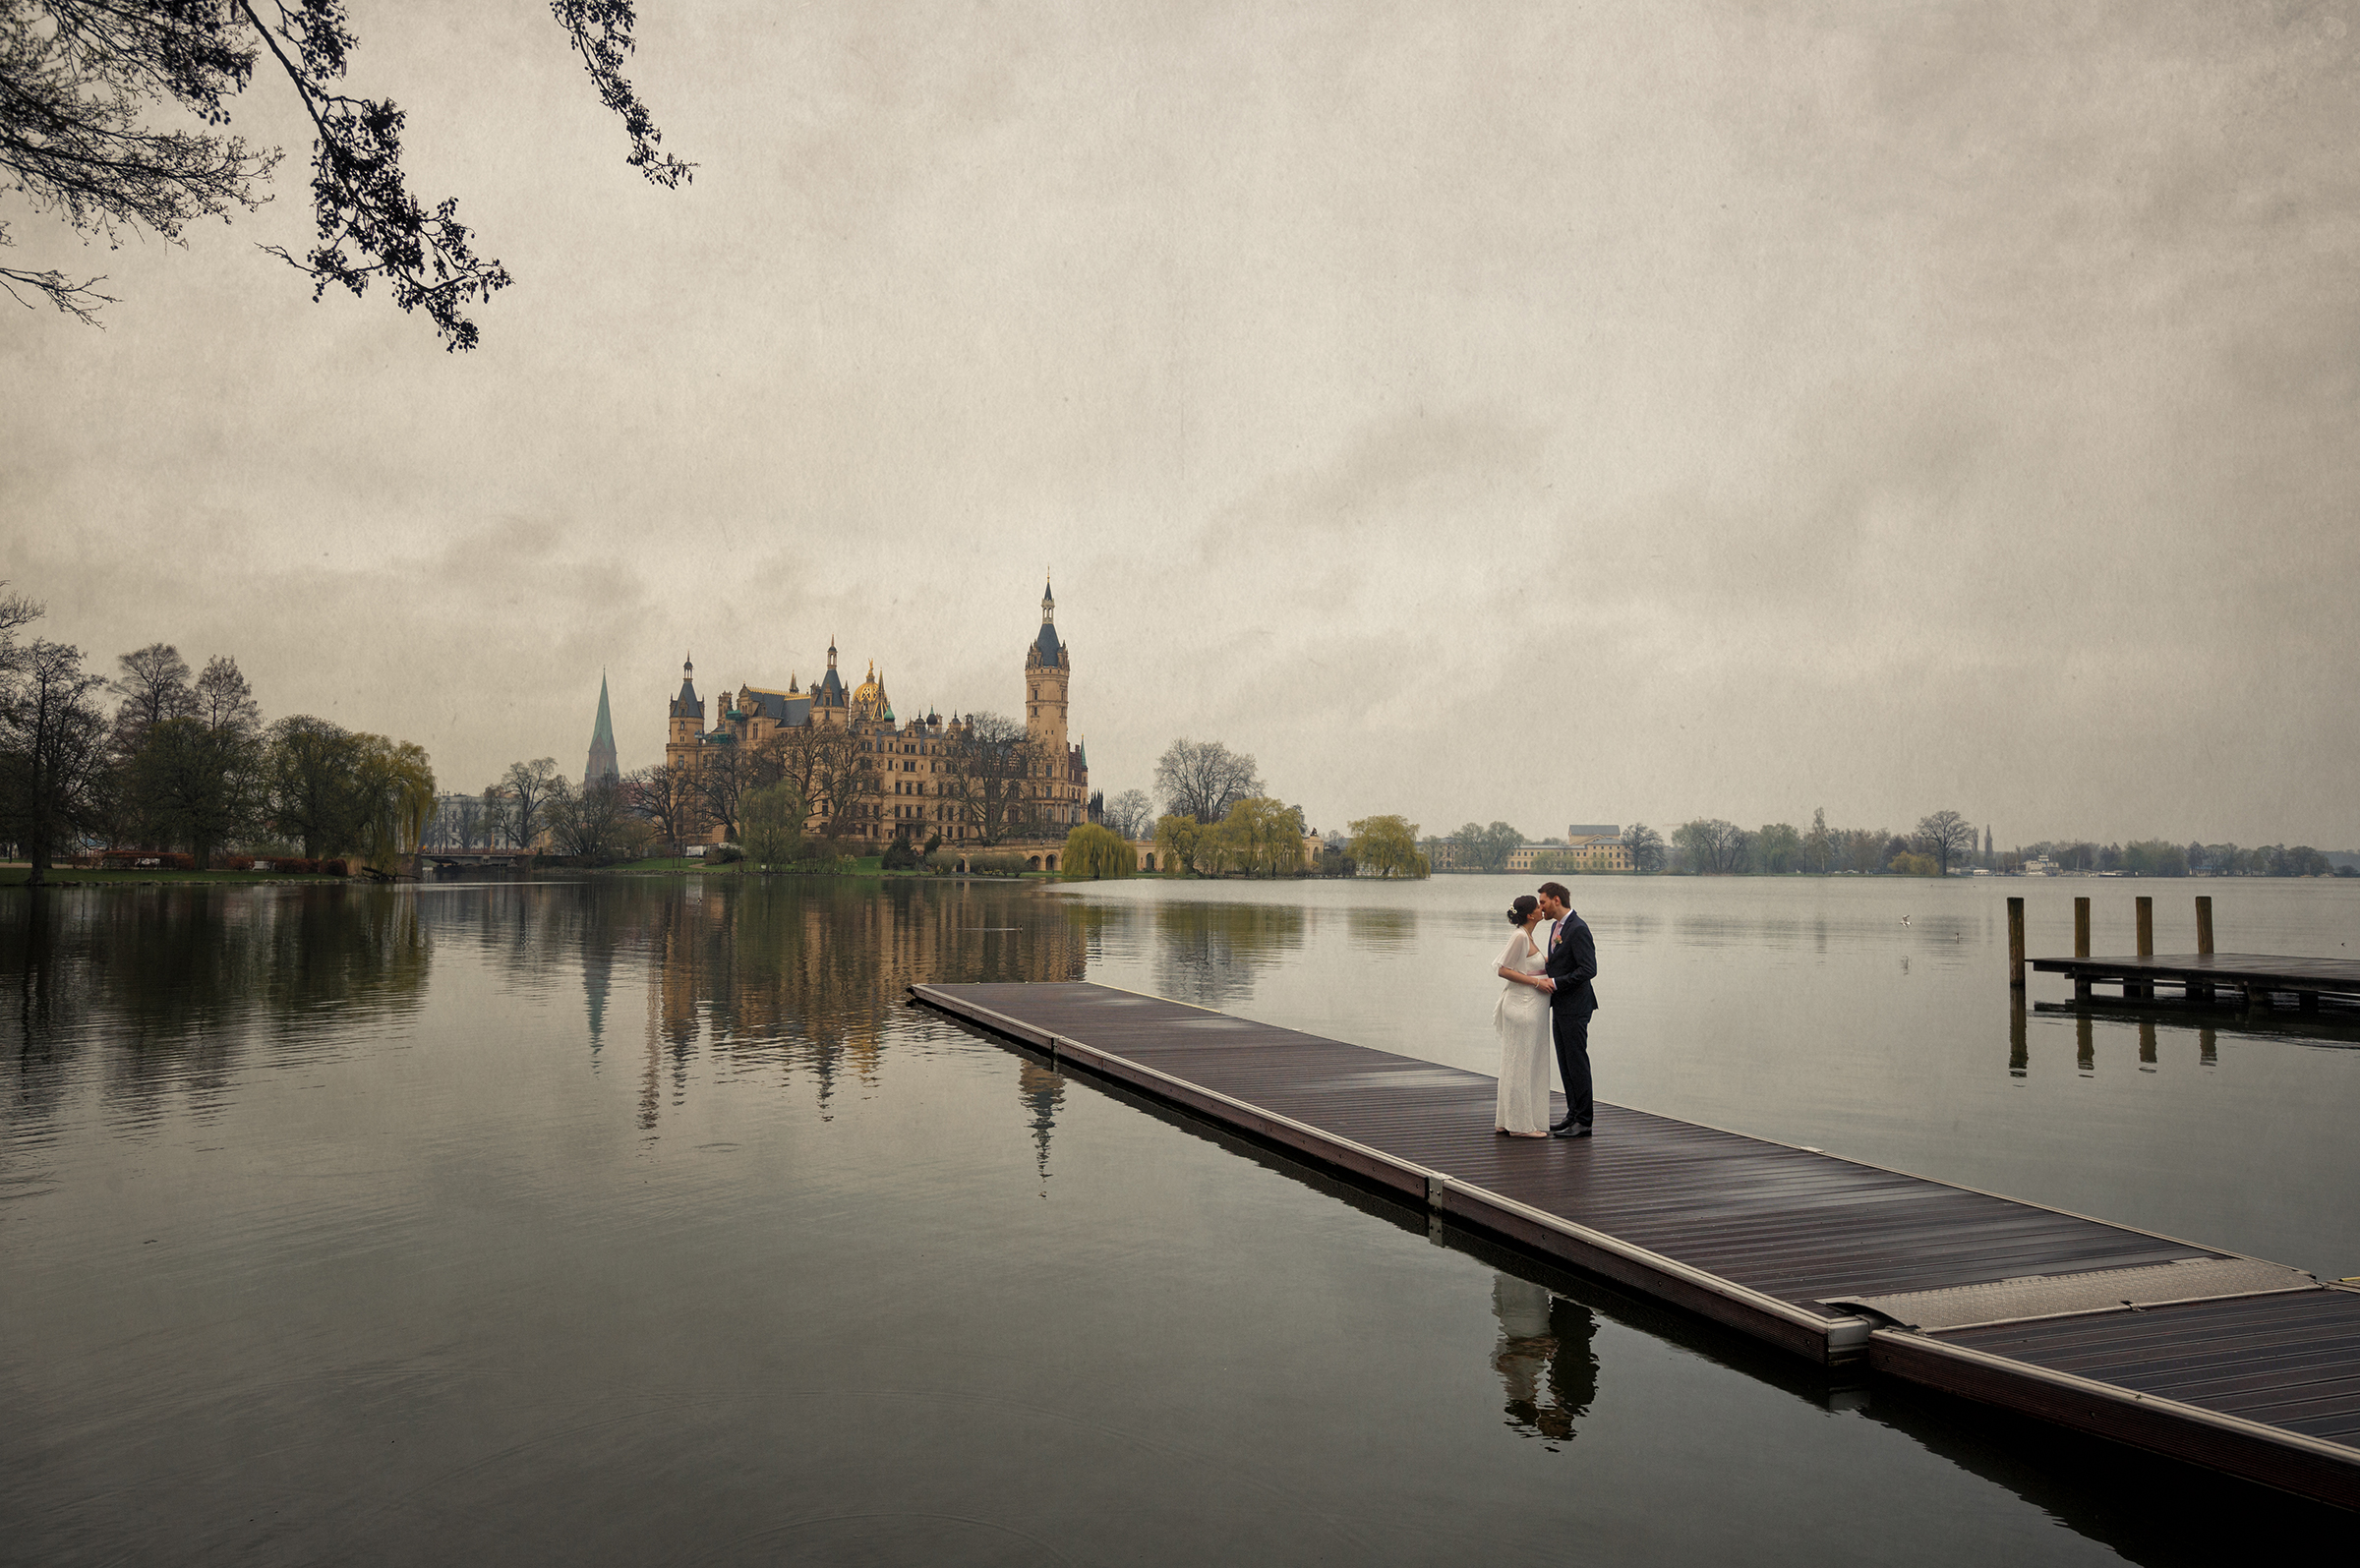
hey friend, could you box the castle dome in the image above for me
[852,661,891,721]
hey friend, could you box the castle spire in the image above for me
[1041,574,1055,624]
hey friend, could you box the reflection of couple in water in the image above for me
[1491,1273,1598,1445]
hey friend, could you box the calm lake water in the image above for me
[3,873,2354,1563]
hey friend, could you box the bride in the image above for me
[1493,895,1554,1136]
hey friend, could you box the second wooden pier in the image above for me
[914,979,2360,1511]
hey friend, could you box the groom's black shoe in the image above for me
[1551,1123,1592,1139]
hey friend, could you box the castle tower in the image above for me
[667,655,704,754]
[1025,577,1070,757]
[811,636,848,724]
[584,670,620,786]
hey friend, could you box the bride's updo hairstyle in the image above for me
[1506,894,1539,925]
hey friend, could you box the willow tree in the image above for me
[353,735,435,872]
[1347,815,1428,879]
[1153,813,1204,876]
[1208,796,1306,878]
[1060,823,1135,880]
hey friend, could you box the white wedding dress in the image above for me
[1493,929,1553,1134]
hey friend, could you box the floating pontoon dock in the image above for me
[912,979,2360,1510]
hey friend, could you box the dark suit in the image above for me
[1543,910,1598,1129]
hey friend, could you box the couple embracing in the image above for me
[1493,882,1598,1139]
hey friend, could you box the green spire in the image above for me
[584,670,620,784]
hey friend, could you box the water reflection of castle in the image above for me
[630,883,1087,1133]
[1019,1060,1064,1195]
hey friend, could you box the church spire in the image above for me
[585,669,620,785]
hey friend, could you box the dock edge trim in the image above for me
[1871,1325,2360,1472]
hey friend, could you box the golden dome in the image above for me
[852,660,889,718]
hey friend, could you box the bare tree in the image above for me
[942,712,1038,846]
[1916,809,1976,877]
[500,757,563,849]
[626,760,704,855]
[193,655,261,737]
[550,776,631,859]
[693,742,755,843]
[109,642,197,753]
[1622,822,1666,874]
[807,731,871,843]
[0,585,40,669]
[1451,820,1523,872]
[480,784,511,849]
[766,725,859,836]
[1671,818,1747,874]
[0,639,111,884]
[1102,787,1152,841]
[423,791,482,852]
[1154,738,1263,825]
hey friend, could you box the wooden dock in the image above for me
[2031,951,2360,1012]
[913,979,2360,1511]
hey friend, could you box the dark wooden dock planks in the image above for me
[912,979,2360,1510]
[2031,952,2360,1005]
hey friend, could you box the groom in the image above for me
[1533,882,1597,1138]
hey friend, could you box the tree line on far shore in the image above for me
[1040,737,1433,880]
[1425,804,2346,878]
[0,589,437,885]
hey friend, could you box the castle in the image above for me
[661,581,1091,844]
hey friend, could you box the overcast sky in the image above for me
[5,2,2358,846]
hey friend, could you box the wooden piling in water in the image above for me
[2074,897,2092,1000]
[2133,896,2154,999]
[2191,895,2215,1001]
[2006,897,2026,990]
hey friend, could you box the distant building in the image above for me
[1512,832,1633,874]
[584,672,620,786]
[1429,829,1636,874]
